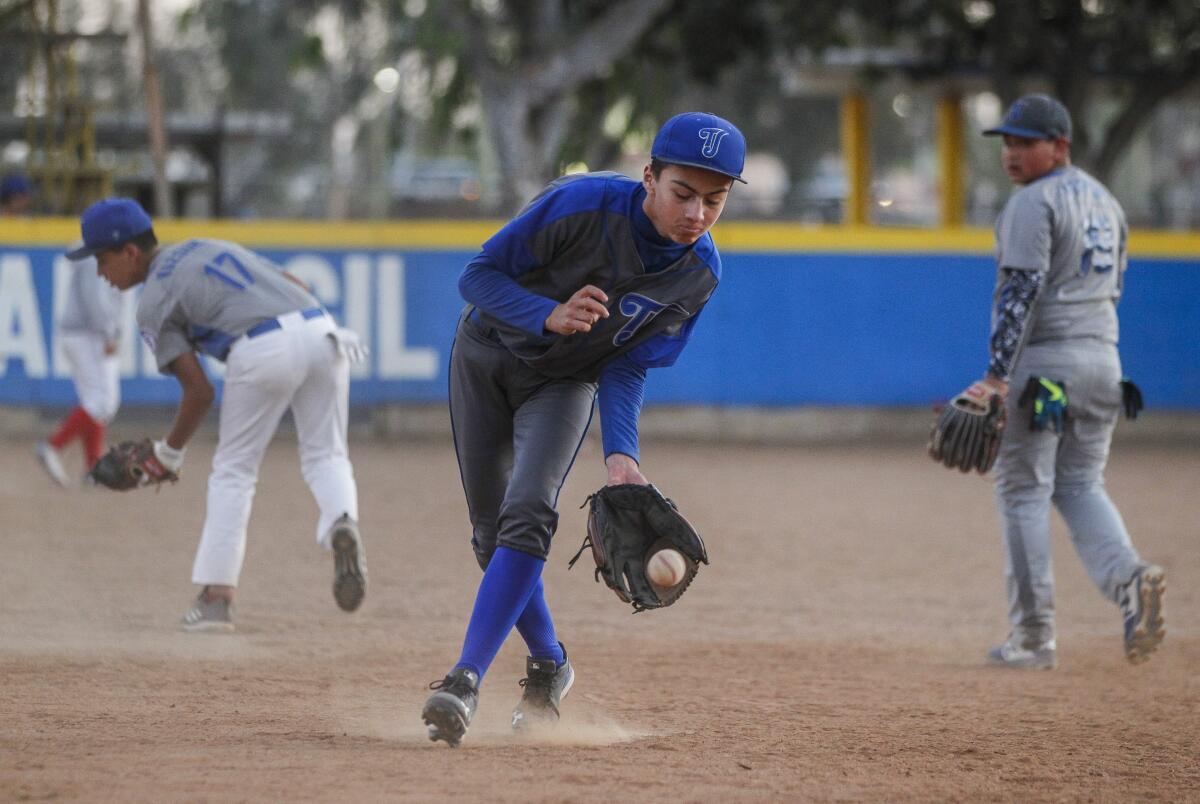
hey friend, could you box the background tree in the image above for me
[773,0,1200,183]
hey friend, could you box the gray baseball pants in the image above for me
[994,340,1144,643]
[449,315,597,565]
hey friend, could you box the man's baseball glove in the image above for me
[89,439,180,491]
[569,484,708,612]
[928,381,1008,474]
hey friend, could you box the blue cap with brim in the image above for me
[66,198,154,260]
[651,112,748,183]
[984,94,1072,141]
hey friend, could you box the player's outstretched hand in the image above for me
[545,285,609,335]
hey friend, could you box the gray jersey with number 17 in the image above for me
[992,165,1127,347]
[136,238,318,373]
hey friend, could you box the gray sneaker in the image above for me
[36,441,70,488]
[986,636,1058,670]
[181,594,235,633]
[1118,564,1166,665]
[330,514,367,612]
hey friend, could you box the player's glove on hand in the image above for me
[569,484,708,613]
[1018,377,1068,433]
[328,327,368,365]
[1120,378,1144,420]
[927,380,1008,474]
[89,438,181,491]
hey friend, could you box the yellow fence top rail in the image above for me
[3,218,1199,258]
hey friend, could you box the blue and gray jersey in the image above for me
[59,251,122,343]
[136,238,319,373]
[988,165,1127,380]
[460,171,722,460]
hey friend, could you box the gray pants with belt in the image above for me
[449,315,597,566]
[994,340,1144,643]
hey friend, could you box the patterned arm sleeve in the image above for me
[988,268,1044,382]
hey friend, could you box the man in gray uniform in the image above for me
[970,94,1165,669]
[37,252,125,486]
[67,198,368,632]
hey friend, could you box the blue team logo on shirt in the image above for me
[698,127,728,158]
[614,293,689,346]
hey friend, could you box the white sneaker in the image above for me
[986,636,1058,669]
[36,441,70,488]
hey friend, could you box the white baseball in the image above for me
[646,548,687,587]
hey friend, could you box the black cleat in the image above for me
[330,514,366,612]
[423,667,480,747]
[511,644,574,731]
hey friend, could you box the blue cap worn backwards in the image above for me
[984,94,1072,141]
[66,198,154,260]
[651,112,747,183]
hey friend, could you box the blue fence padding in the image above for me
[1,246,1196,408]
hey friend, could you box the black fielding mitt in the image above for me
[570,484,708,612]
[89,439,180,491]
[928,381,1008,474]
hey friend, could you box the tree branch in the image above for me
[523,0,673,104]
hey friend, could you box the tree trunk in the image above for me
[137,0,172,217]
[446,0,672,213]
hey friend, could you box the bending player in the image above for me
[67,198,368,632]
[421,112,746,746]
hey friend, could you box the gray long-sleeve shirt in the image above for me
[59,255,123,343]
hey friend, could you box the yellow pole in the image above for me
[840,92,870,226]
[937,92,965,227]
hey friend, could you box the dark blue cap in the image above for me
[984,94,1072,141]
[0,171,32,202]
[66,198,154,259]
[651,112,747,183]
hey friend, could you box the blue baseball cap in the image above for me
[0,171,32,202]
[984,94,1072,141]
[66,198,154,259]
[651,112,747,183]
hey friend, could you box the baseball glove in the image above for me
[927,381,1008,474]
[89,439,180,491]
[568,484,708,612]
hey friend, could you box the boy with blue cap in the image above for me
[1,171,33,216]
[67,197,369,632]
[421,111,746,746]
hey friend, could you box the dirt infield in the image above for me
[3,434,1197,802]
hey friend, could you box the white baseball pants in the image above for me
[191,311,358,587]
[59,331,120,423]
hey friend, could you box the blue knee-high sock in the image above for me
[515,578,565,665]
[455,546,544,681]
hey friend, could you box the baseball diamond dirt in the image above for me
[2,433,1197,801]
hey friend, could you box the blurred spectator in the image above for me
[1,171,34,216]
[35,250,125,487]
